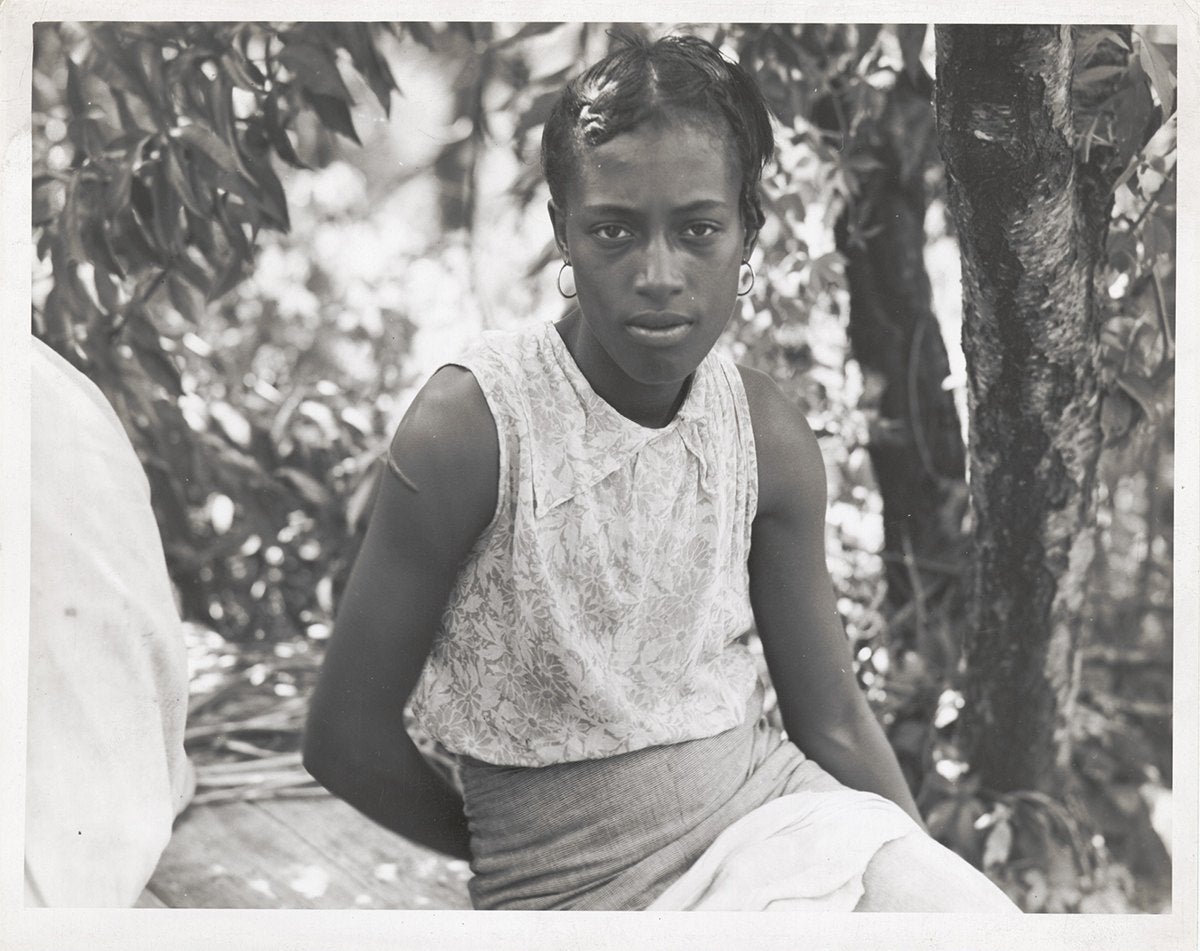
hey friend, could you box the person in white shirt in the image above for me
[25,336,193,907]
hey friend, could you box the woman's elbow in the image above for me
[784,695,876,757]
[301,702,354,789]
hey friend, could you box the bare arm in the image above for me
[739,366,924,828]
[302,366,499,859]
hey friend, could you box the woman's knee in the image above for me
[855,831,1021,913]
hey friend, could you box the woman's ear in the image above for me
[547,200,570,261]
[742,228,759,263]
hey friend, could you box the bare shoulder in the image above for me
[379,364,499,554]
[391,365,497,471]
[736,363,827,522]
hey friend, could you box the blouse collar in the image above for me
[530,322,714,517]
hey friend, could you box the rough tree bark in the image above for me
[934,26,1119,794]
[835,68,970,676]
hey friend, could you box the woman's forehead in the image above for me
[570,119,740,210]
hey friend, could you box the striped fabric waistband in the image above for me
[457,685,823,909]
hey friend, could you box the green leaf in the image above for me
[279,40,354,103]
[93,262,121,314]
[65,57,88,119]
[240,140,290,230]
[1074,26,1130,64]
[117,23,167,43]
[513,89,560,141]
[1100,387,1137,443]
[89,26,152,101]
[1116,372,1170,428]
[181,144,268,233]
[185,206,216,257]
[80,217,125,279]
[491,22,562,51]
[142,46,173,119]
[32,177,62,227]
[214,194,251,258]
[1074,64,1126,86]
[112,204,162,270]
[151,166,183,256]
[168,272,204,323]
[139,297,189,339]
[133,340,183,396]
[174,248,214,296]
[104,129,151,164]
[301,89,360,145]
[174,123,242,177]
[770,190,806,221]
[1145,215,1173,263]
[362,30,399,115]
[276,466,332,507]
[61,175,89,263]
[263,95,308,169]
[405,22,442,51]
[128,269,170,312]
[1140,110,1177,171]
[925,799,960,840]
[357,59,396,118]
[1110,76,1155,183]
[221,48,266,93]
[1138,35,1176,116]
[192,232,225,277]
[896,25,928,87]
[65,114,87,157]
[42,285,74,339]
[206,253,245,303]
[164,143,207,216]
[206,72,246,174]
[1106,227,1136,270]
[982,818,1014,868]
[177,55,211,116]
[210,170,267,230]
[334,22,374,76]
[1153,176,1175,211]
[185,153,217,217]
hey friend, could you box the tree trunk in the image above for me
[836,70,970,676]
[934,26,1111,794]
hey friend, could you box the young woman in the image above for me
[303,33,1020,912]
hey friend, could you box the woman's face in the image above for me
[550,116,752,404]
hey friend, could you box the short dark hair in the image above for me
[541,32,775,236]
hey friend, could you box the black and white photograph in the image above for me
[1,4,1195,950]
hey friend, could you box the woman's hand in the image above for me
[303,366,499,859]
[739,366,925,829]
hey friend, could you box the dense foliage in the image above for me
[31,21,1174,912]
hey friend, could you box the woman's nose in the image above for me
[634,235,684,302]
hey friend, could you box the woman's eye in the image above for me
[684,222,721,238]
[592,224,632,241]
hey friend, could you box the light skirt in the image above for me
[458,686,949,911]
[647,789,918,910]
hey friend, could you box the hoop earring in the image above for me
[557,262,577,299]
[737,261,755,297]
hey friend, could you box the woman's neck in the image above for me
[554,314,691,429]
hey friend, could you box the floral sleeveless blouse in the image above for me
[409,322,760,767]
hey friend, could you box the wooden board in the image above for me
[145,795,471,909]
[254,797,472,909]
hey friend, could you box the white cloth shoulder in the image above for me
[26,338,193,906]
[410,323,761,767]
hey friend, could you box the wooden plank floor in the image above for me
[143,794,472,909]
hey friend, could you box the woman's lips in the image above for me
[626,313,693,346]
